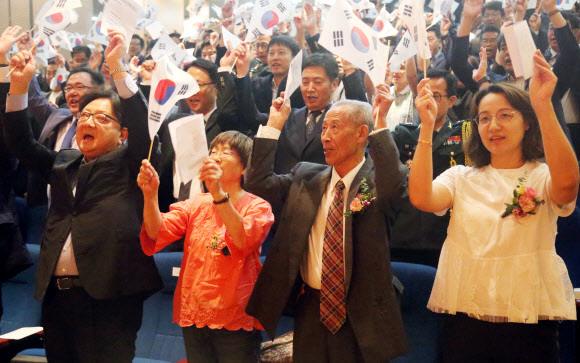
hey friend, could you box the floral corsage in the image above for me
[344,178,376,216]
[501,172,545,219]
[206,231,231,256]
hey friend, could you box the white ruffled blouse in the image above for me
[429,161,577,323]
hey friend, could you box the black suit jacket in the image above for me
[244,130,408,361]
[2,91,163,301]
[249,74,305,114]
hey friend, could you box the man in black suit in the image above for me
[244,93,408,362]
[2,30,162,362]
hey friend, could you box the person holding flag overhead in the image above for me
[1,29,162,362]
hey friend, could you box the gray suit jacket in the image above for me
[244,130,408,362]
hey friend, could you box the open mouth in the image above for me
[83,134,94,141]
[490,136,505,142]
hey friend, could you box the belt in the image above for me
[303,284,321,297]
[51,276,82,290]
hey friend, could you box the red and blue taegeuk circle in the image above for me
[45,13,64,24]
[351,26,370,53]
[154,79,176,106]
[372,20,384,32]
[261,11,279,29]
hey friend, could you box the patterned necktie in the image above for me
[61,119,78,149]
[305,111,322,139]
[320,180,346,334]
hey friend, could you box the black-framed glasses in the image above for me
[64,85,93,93]
[432,94,449,102]
[474,109,521,127]
[197,82,216,87]
[77,111,120,125]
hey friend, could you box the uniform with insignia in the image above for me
[390,118,469,267]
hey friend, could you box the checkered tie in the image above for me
[305,111,322,139]
[320,180,346,334]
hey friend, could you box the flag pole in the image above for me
[230,57,238,73]
[5,43,38,78]
[423,49,427,78]
[147,139,154,161]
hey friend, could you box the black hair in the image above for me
[131,34,145,48]
[268,35,301,56]
[482,1,505,17]
[562,11,580,30]
[169,32,182,39]
[427,26,441,39]
[481,25,501,37]
[497,33,507,50]
[209,131,253,169]
[67,67,106,87]
[419,69,458,97]
[302,53,339,81]
[79,90,126,127]
[71,46,91,59]
[184,59,218,84]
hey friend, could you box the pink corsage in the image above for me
[501,172,545,220]
[344,178,376,216]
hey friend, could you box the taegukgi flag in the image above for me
[245,0,291,43]
[148,56,200,140]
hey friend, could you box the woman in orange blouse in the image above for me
[137,131,274,362]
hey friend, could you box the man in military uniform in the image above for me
[391,70,467,267]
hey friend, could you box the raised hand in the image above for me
[514,0,528,21]
[8,50,36,94]
[303,3,319,36]
[529,50,557,111]
[140,60,156,83]
[88,47,103,71]
[472,47,488,84]
[104,29,127,69]
[528,13,541,33]
[0,26,26,62]
[55,53,66,68]
[232,43,251,77]
[267,93,291,131]
[462,0,484,20]
[440,16,451,37]
[17,31,34,52]
[199,158,223,197]
[129,55,141,74]
[221,0,235,31]
[137,160,160,198]
[372,84,395,129]
[414,79,438,129]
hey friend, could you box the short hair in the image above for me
[419,69,458,97]
[169,32,181,39]
[200,41,215,51]
[497,33,507,50]
[466,83,544,167]
[330,100,374,133]
[467,55,480,69]
[209,131,253,169]
[481,25,501,37]
[562,11,580,30]
[268,35,301,56]
[302,53,339,81]
[67,67,106,88]
[131,34,145,48]
[361,17,375,27]
[78,90,126,127]
[482,1,505,16]
[427,26,441,39]
[47,59,57,66]
[146,39,158,52]
[184,59,218,84]
[71,46,91,59]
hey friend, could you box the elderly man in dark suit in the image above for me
[2,30,162,362]
[244,87,408,362]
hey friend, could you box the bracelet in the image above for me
[213,192,230,205]
[418,139,432,146]
[547,9,560,17]
[109,65,129,76]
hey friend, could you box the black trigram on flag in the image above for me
[43,28,56,37]
[403,37,410,48]
[251,28,261,39]
[403,5,413,17]
[276,3,286,12]
[159,43,166,50]
[344,10,353,20]
[177,85,189,96]
[56,0,66,8]
[259,0,269,7]
[413,25,419,42]
[333,31,344,47]
[150,111,162,123]
[393,49,399,56]
[367,59,374,72]
[372,37,377,51]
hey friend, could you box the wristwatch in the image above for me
[547,9,560,17]
[476,75,490,88]
[213,192,230,205]
[109,65,130,76]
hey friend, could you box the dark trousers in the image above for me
[41,285,144,363]
[442,313,560,363]
[182,325,262,363]
[293,287,364,363]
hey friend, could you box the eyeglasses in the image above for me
[64,85,93,93]
[209,149,238,158]
[77,111,120,125]
[475,109,521,127]
[197,82,215,87]
[432,94,449,102]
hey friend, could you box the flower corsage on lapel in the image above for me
[501,172,545,220]
[206,231,231,256]
[344,178,376,216]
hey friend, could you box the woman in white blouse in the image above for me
[408,50,579,362]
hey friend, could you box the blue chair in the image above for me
[391,262,441,363]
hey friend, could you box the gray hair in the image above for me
[330,99,374,133]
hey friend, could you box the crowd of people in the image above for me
[0,0,579,362]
